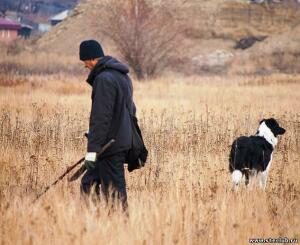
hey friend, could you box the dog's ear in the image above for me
[259,119,266,124]
[265,118,286,136]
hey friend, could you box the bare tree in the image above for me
[95,0,183,80]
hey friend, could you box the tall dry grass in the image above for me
[0,73,299,245]
[0,51,83,76]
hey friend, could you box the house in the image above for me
[50,10,70,26]
[0,18,21,43]
[38,23,51,33]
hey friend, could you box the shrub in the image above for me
[95,0,183,80]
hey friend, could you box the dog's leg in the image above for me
[259,167,271,189]
[258,171,267,189]
[259,154,273,189]
[244,170,250,186]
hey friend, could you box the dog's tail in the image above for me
[232,170,243,185]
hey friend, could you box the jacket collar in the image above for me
[86,56,112,86]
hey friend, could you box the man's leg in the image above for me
[80,169,100,196]
[97,152,127,210]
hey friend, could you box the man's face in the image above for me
[83,59,98,70]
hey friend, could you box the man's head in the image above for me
[79,40,104,70]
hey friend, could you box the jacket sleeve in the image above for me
[87,74,117,152]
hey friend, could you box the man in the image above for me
[79,40,135,209]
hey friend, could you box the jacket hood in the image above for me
[86,56,129,86]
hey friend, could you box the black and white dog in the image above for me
[229,118,285,189]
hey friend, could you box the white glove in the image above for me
[85,152,97,162]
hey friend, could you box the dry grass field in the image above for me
[0,72,299,245]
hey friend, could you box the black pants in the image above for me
[80,152,127,209]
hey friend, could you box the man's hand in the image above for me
[84,152,97,170]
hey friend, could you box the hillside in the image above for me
[230,23,300,75]
[35,0,300,75]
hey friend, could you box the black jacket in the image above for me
[86,56,135,158]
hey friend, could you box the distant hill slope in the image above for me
[35,0,300,75]
[230,23,300,75]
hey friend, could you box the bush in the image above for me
[95,0,183,80]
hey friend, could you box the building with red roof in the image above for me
[0,18,21,43]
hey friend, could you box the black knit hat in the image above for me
[79,40,104,61]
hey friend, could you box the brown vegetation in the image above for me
[0,50,84,76]
[0,72,299,244]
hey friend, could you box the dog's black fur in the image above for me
[229,118,285,187]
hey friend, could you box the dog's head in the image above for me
[260,118,286,136]
[257,118,286,147]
